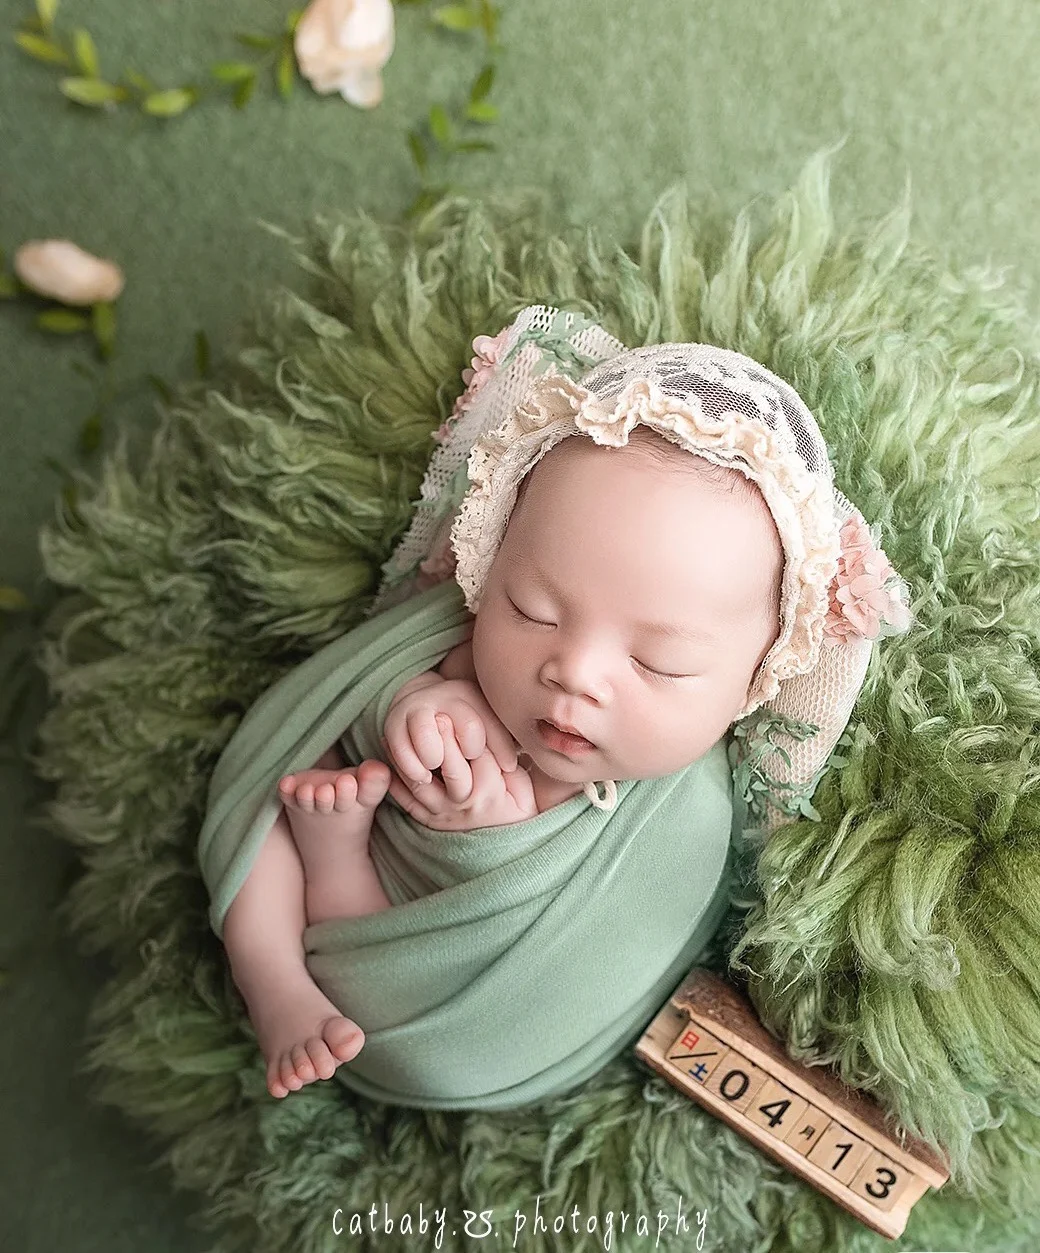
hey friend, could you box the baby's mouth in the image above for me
[536,719,597,755]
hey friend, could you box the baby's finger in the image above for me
[467,745,507,799]
[442,700,487,761]
[406,709,448,776]
[451,688,518,774]
[384,742,450,812]
[483,718,519,775]
[386,772,430,823]
[502,760,536,811]
[381,728,433,786]
[436,714,473,803]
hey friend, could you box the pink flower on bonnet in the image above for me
[823,515,913,646]
[434,328,512,446]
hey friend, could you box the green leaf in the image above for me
[125,69,155,92]
[210,61,255,84]
[405,184,452,219]
[464,99,497,123]
[147,373,173,402]
[428,103,452,145]
[36,0,59,33]
[234,32,277,50]
[142,87,197,116]
[432,4,479,30]
[469,63,494,102]
[276,45,295,99]
[0,274,18,300]
[406,129,428,172]
[37,308,90,333]
[478,0,499,43]
[454,139,496,152]
[0,587,30,612]
[60,77,128,106]
[195,330,211,377]
[72,27,99,77]
[233,74,256,108]
[799,795,822,821]
[91,301,117,358]
[14,32,70,66]
[78,411,103,454]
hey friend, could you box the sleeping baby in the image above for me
[226,423,784,1099]
[204,321,912,1108]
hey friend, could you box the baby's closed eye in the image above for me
[506,597,693,683]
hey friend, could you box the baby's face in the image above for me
[470,436,784,788]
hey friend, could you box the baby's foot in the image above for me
[249,975,366,1099]
[279,759,393,922]
[279,758,391,844]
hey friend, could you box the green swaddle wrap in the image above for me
[198,577,738,1110]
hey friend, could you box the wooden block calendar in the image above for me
[633,969,950,1240]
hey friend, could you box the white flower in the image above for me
[14,240,124,306]
[294,0,395,109]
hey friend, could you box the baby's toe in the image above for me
[314,782,336,814]
[295,783,315,813]
[333,773,358,811]
[279,1051,304,1093]
[304,1037,338,1081]
[356,762,392,808]
[267,1061,289,1099]
[290,1043,317,1084]
[325,1018,365,1062]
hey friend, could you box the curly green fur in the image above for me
[30,148,1040,1251]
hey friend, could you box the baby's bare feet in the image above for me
[249,977,366,1099]
[278,758,391,824]
[279,758,393,923]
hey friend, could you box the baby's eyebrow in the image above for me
[640,619,716,645]
[517,563,716,646]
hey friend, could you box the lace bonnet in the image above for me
[367,306,915,833]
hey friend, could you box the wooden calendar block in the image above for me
[745,1076,808,1141]
[666,1023,729,1084]
[782,1101,829,1157]
[807,1119,872,1184]
[849,1148,915,1214]
[633,968,950,1241]
[703,1051,768,1113]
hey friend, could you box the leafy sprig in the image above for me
[14,0,305,115]
[0,234,213,618]
[404,0,503,217]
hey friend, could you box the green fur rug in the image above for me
[30,150,1040,1252]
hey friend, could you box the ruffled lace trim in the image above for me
[451,370,842,715]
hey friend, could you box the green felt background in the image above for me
[2,1,1039,1249]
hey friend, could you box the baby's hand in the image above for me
[382,677,518,799]
[385,714,538,830]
